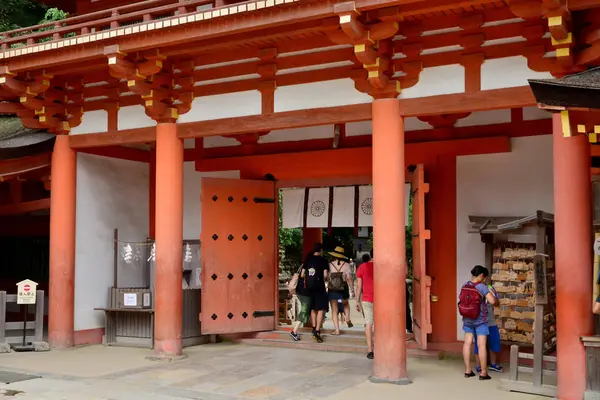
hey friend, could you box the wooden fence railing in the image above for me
[0,290,48,352]
[500,344,557,398]
[0,0,214,50]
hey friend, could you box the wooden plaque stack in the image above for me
[491,245,556,351]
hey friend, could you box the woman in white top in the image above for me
[327,246,355,335]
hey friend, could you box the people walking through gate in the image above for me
[474,279,503,373]
[327,246,354,334]
[356,250,374,359]
[459,265,497,380]
[289,263,310,342]
[295,242,328,343]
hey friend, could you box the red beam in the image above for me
[0,198,50,215]
[196,136,511,180]
[70,87,536,148]
[181,86,536,139]
[201,118,551,159]
[76,146,151,163]
[0,153,51,176]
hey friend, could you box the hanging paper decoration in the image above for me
[358,185,373,227]
[282,188,304,228]
[121,244,133,264]
[306,187,330,228]
[184,243,192,263]
[331,186,354,227]
[147,242,155,262]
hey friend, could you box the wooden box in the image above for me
[116,288,152,309]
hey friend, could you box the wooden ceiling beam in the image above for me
[195,137,511,178]
[0,153,51,177]
[71,85,536,148]
[0,198,50,215]
[200,118,551,159]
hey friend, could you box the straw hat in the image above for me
[328,246,347,259]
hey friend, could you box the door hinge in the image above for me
[252,310,275,318]
[253,197,275,204]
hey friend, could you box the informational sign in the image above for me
[123,293,138,307]
[16,279,37,305]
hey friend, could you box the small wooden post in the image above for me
[509,345,519,381]
[0,291,6,343]
[533,223,548,387]
[34,290,44,342]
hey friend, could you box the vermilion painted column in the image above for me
[371,98,409,384]
[302,228,322,259]
[49,135,77,349]
[553,113,593,400]
[154,123,184,358]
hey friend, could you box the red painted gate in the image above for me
[411,164,432,349]
[200,178,277,334]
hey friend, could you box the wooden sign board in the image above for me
[16,279,37,305]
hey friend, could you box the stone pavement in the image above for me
[0,343,545,399]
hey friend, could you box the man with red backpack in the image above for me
[458,265,498,381]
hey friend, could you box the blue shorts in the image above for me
[463,323,489,336]
[474,325,501,354]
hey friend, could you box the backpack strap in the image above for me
[330,262,343,273]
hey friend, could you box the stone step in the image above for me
[239,337,441,359]
[253,330,367,345]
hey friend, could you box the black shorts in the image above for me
[343,283,350,300]
[310,292,329,311]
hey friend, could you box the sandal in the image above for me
[347,321,354,328]
[464,371,476,378]
[331,331,340,336]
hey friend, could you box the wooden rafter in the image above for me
[0,198,50,215]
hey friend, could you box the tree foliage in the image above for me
[0,0,47,32]
[0,1,68,42]
[278,191,303,276]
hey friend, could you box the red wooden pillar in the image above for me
[49,135,77,349]
[553,113,593,400]
[371,98,409,384]
[154,123,184,358]
[302,228,322,259]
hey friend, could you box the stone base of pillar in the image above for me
[368,376,412,385]
[145,353,188,362]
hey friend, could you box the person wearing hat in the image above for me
[327,246,354,334]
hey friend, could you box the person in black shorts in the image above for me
[300,243,329,343]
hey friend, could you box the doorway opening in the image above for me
[277,186,415,342]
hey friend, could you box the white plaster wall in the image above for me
[402,64,465,99]
[75,154,149,331]
[275,79,371,112]
[118,105,156,130]
[71,110,108,135]
[180,91,261,123]
[481,56,553,91]
[455,135,554,340]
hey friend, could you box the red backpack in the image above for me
[458,282,483,319]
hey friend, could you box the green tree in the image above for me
[0,0,47,33]
[278,191,303,277]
